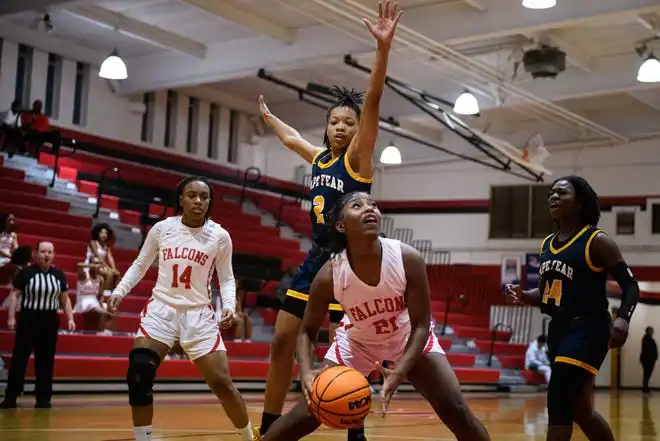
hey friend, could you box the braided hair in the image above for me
[175,176,214,220]
[322,86,365,148]
[553,175,601,227]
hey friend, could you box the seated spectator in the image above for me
[276,265,297,308]
[0,100,26,157]
[525,334,551,383]
[0,213,19,279]
[21,99,61,159]
[85,223,121,294]
[74,258,115,334]
[234,287,252,342]
[1,245,32,308]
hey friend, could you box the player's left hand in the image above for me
[219,308,236,329]
[363,0,403,46]
[67,319,76,331]
[609,317,629,349]
[377,362,404,416]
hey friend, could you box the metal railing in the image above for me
[93,167,121,219]
[440,294,466,336]
[48,140,77,188]
[487,322,514,367]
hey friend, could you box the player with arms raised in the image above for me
[108,176,254,441]
[261,192,492,441]
[256,2,402,441]
[506,176,639,441]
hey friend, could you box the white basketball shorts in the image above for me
[74,295,102,313]
[137,297,225,360]
[324,324,445,375]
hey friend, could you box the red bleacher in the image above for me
[0,149,517,386]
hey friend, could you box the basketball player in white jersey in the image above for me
[261,192,492,441]
[107,176,254,441]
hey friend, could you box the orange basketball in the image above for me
[308,366,372,429]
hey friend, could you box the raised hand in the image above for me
[363,0,403,46]
[259,95,272,122]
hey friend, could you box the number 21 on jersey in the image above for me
[172,264,192,289]
[313,195,325,224]
[542,279,562,306]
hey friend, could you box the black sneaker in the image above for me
[0,398,18,409]
[35,401,52,409]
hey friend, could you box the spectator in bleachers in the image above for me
[74,258,115,334]
[525,334,551,383]
[0,241,75,409]
[21,99,62,159]
[275,265,297,308]
[235,286,252,342]
[0,213,19,272]
[86,223,121,294]
[0,245,32,304]
[0,100,25,157]
[641,326,657,394]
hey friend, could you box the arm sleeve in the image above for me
[610,261,639,322]
[215,230,236,312]
[112,224,161,298]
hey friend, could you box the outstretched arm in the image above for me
[112,224,160,298]
[259,95,324,164]
[347,0,403,179]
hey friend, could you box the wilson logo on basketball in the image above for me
[348,396,371,411]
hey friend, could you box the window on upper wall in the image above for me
[15,44,33,106]
[140,92,155,143]
[489,184,552,239]
[72,62,90,126]
[186,97,199,154]
[652,204,660,234]
[45,53,62,118]
[227,109,239,164]
[164,90,177,148]
[207,103,220,160]
[615,211,635,235]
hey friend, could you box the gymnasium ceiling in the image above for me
[2,0,660,164]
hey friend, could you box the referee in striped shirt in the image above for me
[1,241,75,409]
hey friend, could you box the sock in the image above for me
[260,412,281,435]
[133,425,153,441]
[347,427,366,441]
[238,422,254,441]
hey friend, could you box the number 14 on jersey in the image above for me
[172,264,192,289]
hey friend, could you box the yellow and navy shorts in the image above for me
[547,313,611,376]
[282,247,344,324]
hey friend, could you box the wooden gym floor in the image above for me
[0,391,657,440]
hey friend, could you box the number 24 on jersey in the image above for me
[542,279,562,306]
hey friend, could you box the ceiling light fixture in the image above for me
[522,0,557,9]
[453,90,479,116]
[380,144,402,165]
[637,54,660,83]
[99,49,127,80]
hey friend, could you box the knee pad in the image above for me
[547,363,590,426]
[126,347,160,406]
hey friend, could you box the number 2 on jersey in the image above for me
[313,195,325,224]
[542,279,563,306]
[171,264,192,289]
[373,316,400,335]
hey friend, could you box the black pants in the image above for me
[642,362,655,393]
[0,125,25,155]
[27,129,61,159]
[5,310,59,403]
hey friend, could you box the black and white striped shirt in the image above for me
[14,265,68,311]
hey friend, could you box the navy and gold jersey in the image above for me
[309,148,372,244]
[538,225,609,321]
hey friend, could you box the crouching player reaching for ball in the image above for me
[262,192,492,441]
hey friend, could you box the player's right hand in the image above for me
[258,95,271,121]
[7,317,16,330]
[301,365,329,407]
[504,284,524,305]
[107,294,123,314]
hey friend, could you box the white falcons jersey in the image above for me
[332,238,410,344]
[114,216,235,308]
